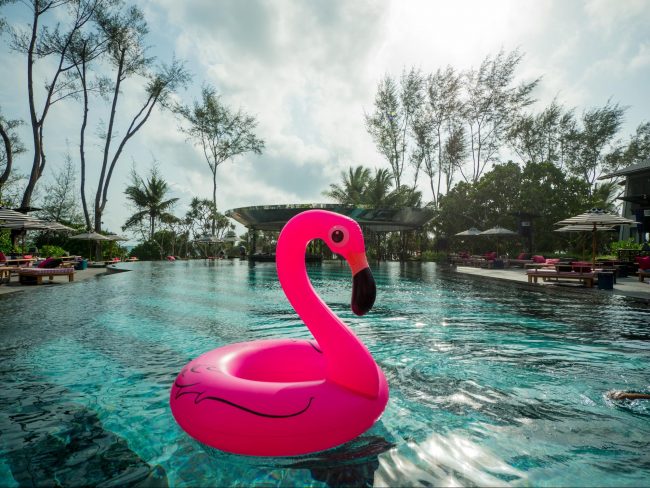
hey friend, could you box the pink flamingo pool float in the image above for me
[170,210,389,456]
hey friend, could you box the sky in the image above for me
[1,0,649,240]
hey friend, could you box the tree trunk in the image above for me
[79,49,91,230]
[94,50,125,248]
[21,5,41,211]
[0,122,13,188]
[211,171,217,235]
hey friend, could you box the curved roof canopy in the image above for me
[226,203,435,232]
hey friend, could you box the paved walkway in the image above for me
[0,266,110,296]
[451,265,650,302]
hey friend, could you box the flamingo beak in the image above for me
[349,252,376,316]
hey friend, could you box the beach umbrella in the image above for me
[193,235,222,243]
[479,226,517,256]
[70,232,111,260]
[455,227,483,236]
[44,222,75,232]
[0,218,64,250]
[555,208,638,266]
[554,225,616,258]
[105,234,129,241]
[455,227,482,254]
[69,231,111,241]
[554,224,615,232]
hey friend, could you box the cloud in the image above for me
[2,0,649,237]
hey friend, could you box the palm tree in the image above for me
[324,165,371,204]
[123,167,178,240]
[364,168,394,206]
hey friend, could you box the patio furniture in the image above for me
[508,253,532,267]
[0,266,19,283]
[640,270,649,283]
[18,267,75,285]
[526,269,595,288]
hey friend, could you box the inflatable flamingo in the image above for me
[170,210,388,456]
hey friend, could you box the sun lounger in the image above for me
[18,267,75,285]
[0,266,20,283]
[526,269,595,288]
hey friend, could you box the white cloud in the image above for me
[2,0,649,236]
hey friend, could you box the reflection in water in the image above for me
[375,431,525,487]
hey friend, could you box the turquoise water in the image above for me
[1,260,649,486]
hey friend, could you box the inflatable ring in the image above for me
[170,210,388,456]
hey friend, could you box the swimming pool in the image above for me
[1,260,649,486]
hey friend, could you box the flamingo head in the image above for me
[319,212,376,316]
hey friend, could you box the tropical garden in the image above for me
[1,2,649,262]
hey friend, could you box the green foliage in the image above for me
[365,68,423,188]
[174,84,264,230]
[123,165,179,240]
[620,121,650,166]
[507,99,576,168]
[40,245,67,258]
[437,160,593,255]
[184,197,231,239]
[37,154,84,225]
[462,49,540,182]
[0,229,11,253]
[324,165,422,208]
[129,240,161,261]
[566,100,626,188]
[609,239,642,253]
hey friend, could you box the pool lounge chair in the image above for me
[526,268,595,288]
[508,253,532,268]
[18,267,75,285]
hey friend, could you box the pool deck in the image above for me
[0,266,110,296]
[2,262,649,303]
[450,264,650,303]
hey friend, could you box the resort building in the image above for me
[226,203,435,260]
[601,158,650,243]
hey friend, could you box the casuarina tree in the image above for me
[175,85,264,235]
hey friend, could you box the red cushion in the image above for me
[23,255,33,259]
[532,255,545,263]
[545,258,560,264]
[37,258,62,269]
[0,251,5,262]
[638,256,650,270]
[516,253,528,260]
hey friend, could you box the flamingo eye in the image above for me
[329,226,348,246]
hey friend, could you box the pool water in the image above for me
[1,260,649,487]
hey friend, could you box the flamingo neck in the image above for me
[276,224,380,398]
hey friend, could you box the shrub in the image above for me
[0,230,11,254]
[609,238,641,253]
[40,245,67,257]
